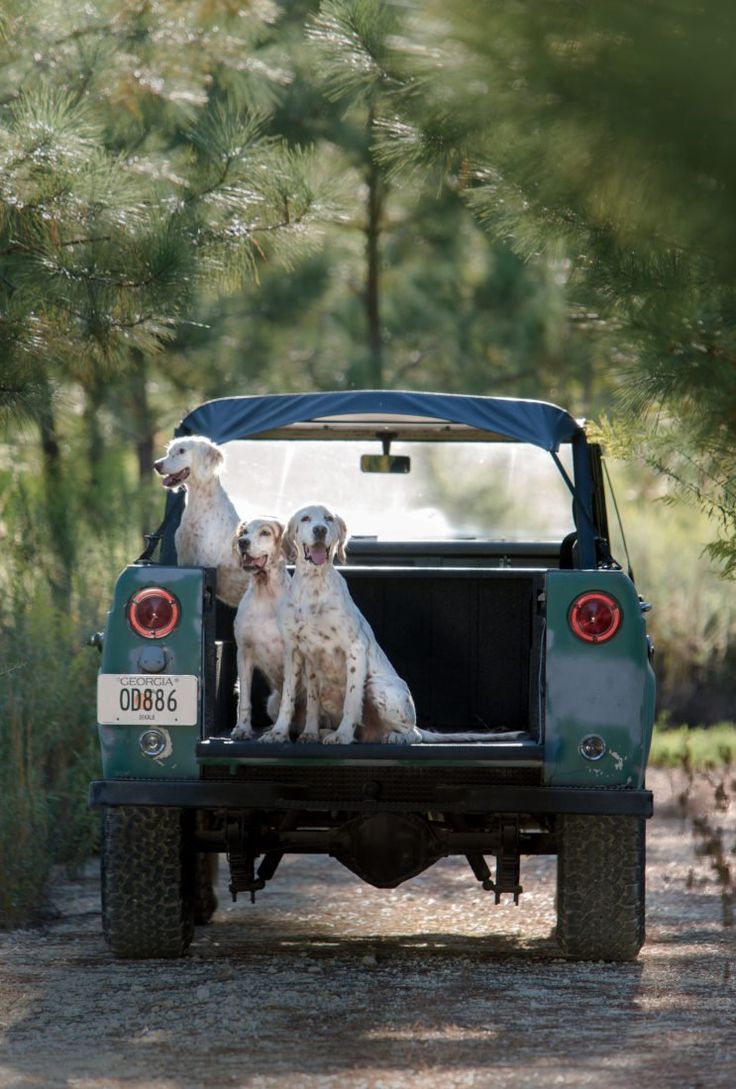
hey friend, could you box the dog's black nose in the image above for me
[238,537,250,554]
[153,459,164,473]
[313,524,327,540]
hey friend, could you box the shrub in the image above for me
[0,448,143,928]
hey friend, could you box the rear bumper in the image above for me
[89,776,653,817]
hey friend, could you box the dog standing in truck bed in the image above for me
[153,435,249,607]
[265,503,492,745]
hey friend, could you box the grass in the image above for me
[649,720,736,770]
[650,718,736,929]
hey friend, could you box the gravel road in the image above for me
[1,768,734,1089]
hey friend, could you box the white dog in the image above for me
[265,503,418,745]
[153,435,249,607]
[231,518,292,740]
[267,504,498,746]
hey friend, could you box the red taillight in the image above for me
[569,591,622,644]
[128,587,180,639]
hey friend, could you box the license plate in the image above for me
[97,674,198,726]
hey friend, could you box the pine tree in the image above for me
[223,0,603,404]
[370,0,736,575]
[0,0,337,594]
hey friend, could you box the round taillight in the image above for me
[128,587,180,639]
[569,591,622,644]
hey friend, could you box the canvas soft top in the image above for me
[176,390,584,452]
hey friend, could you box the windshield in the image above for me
[220,439,575,541]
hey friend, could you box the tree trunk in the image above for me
[127,350,157,538]
[365,107,384,389]
[38,395,74,607]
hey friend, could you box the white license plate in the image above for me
[97,674,198,726]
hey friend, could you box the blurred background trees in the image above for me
[1,0,735,923]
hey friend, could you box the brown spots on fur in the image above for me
[349,666,356,673]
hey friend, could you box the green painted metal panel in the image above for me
[97,724,200,778]
[544,570,655,788]
[100,565,205,676]
[97,565,205,779]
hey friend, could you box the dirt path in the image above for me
[1,769,734,1089]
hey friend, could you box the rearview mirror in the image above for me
[360,454,411,474]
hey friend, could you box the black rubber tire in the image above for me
[556,814,646,962]
[101,806,194,959]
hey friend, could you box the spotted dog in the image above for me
[265,503,419,744]
[267,504,499,745]
[230,518,295,741]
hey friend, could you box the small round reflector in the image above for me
[139,729,167,758]
[569,591,622,644]
[580,734,607,761]
[128,587,179,639]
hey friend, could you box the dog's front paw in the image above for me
[231,721,254,740]
[321,726,356,745]
[296,726,320,743]
[258,727,290,744]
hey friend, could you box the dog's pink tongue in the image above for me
[309,543,327,565]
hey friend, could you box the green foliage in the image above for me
[307,0,405,103]
[604,456,736,723]
[0,1,337,419]
[0,585,99,927]
[0,430,144,927]
[371,1,736,579]
[649,721,736,771]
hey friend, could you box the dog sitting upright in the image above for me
[231,518,291,740]
[153,435,249,607]
[267,503,419,745]
[266,504,497,746]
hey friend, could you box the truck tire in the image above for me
[101,806,194,959]
[556,814,645,962]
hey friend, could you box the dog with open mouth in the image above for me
[231,518,294,740]
[153,435,249,607]
[266,503,420,744]
[266,503,499,746]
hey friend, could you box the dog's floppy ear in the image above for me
[203,438,225,473]
[335,514,348,565]
[269,520,286,550]
[232,520,247,559]
[282,514,298,562]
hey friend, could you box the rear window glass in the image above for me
[220,439,575,541]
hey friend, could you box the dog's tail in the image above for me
[415,728,527,743]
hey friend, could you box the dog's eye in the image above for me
[178,447,185,454]
[325,514,334,523]
[300,515,310,523]
[259,528,271,537]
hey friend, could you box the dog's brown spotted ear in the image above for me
[335,514,348,565]
[269,520,286,549]
[282,515,298,562]
[232,520,247,559]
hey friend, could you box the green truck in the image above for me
[89,390,655,960]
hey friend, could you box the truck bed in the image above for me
[210,558,547,743]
